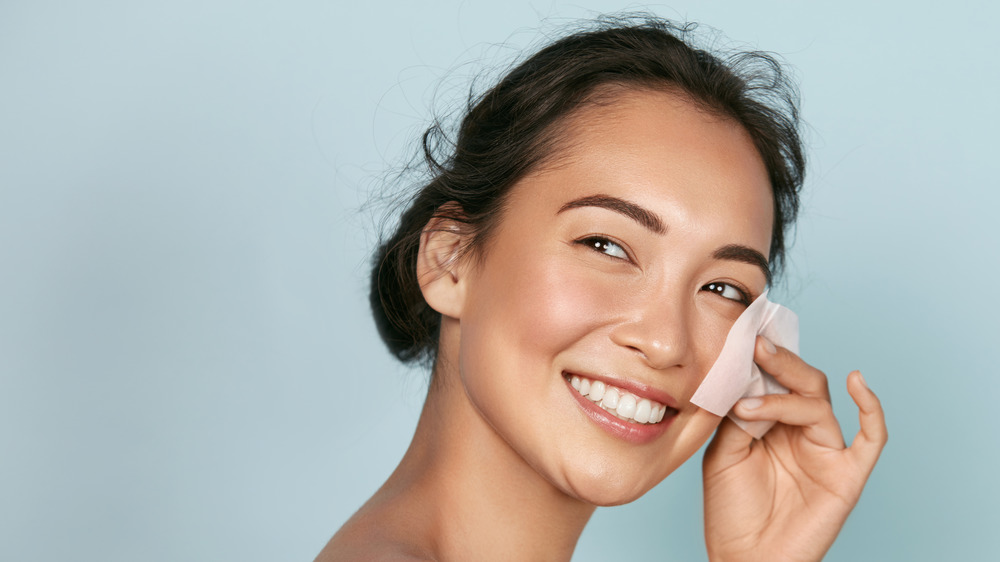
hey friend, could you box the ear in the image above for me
[416,213,471,319]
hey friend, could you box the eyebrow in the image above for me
[558,195,666,234]
[713,244,772,285]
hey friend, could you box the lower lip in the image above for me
[565,378,675,444]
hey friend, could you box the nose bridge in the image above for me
[611,281,692,370]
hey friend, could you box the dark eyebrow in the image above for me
[557,195,666,235]
[713,244,772,285]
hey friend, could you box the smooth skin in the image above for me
[319,90,887,561]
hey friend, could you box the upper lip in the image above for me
[563,370,679,409]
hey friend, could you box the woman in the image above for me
[321,18,887,561]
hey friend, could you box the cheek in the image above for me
[691,306,736,381]
[457,251,627,403]
[516,259,626,349]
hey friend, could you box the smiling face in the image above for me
[436,88,774,505]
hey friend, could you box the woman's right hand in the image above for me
[701,337,888,561]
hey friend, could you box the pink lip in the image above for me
[564,376,678,444]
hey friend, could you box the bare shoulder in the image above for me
[315,504,436,562]
[315,537,432,562]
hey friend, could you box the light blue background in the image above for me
[2,1,997,560]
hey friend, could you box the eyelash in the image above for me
[702,281,752,306]
[575,235,631,261]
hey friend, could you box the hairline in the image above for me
[462,81,773,265]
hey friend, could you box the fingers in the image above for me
[734,392,846,449]
[754,337,831,400]
[846,370,888,465]
[723,341,885,460]
[742,337,843,445]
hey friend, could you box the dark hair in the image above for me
[370,16,804,365]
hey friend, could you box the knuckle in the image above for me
[821,399,835,417]
[812,377,831,396]
[803,366,829,394]
[811,398,834,421]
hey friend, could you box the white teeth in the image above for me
[601,388,619,410]
[617,394,637,419]
[588,380,605,402]
[634,399,651,424]
[568,374,669,425]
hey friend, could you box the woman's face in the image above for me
[450,89,774,505]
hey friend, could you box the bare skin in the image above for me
[322,344,886,562]
[318,90,887,561]
[319,324,593,561]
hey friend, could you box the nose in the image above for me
[609,295,691,371]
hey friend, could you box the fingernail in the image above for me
[739,397,763,410]
[856,370,867,388]
[760,337,776,355]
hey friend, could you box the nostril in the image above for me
[627,346,648,359]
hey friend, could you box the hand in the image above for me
[701,337,888,562]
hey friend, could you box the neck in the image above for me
[375,360,595,561]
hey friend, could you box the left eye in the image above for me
[703,282,749,305]
[578,236,629,260]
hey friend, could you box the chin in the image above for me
[561,465,667,507]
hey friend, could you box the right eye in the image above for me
[576,236,629,260]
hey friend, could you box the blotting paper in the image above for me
[689,291,799,439]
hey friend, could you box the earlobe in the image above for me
[416,215,470,319]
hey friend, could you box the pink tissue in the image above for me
[689,291,799,439]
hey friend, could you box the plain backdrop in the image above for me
[2,1,997,560]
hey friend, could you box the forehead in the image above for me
[558,88,768,192]
[505,88,774,252]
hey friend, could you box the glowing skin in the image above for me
[323,87,888,562]
[449,89,774,505]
